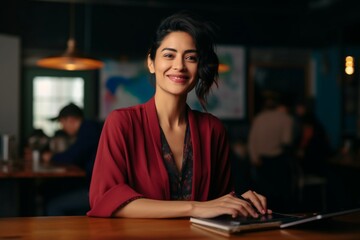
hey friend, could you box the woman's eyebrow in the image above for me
[161,48,198,53]
[161,47,177,52]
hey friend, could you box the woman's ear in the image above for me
[147,54,155,74]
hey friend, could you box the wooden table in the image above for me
[0,212,359,240]
[0,161,86,216]
[0,161,86,178]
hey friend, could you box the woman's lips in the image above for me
[167,74,189,83]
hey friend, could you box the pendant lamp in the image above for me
[36,3,103,71]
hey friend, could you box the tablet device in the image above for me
[190,207,360,236]
[280,207,360,228]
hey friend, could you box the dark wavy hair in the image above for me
[148,12,219,111]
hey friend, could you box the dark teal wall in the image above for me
[343,46,360,139]
[313,48,342,149]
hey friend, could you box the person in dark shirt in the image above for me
[42,103,102,215]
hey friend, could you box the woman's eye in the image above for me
[163,53,174,58]
[185,55,198,62]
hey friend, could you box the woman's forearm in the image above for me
[112,198,195,218]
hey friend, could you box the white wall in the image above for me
[0,34,20,138]
[0,34,20,216]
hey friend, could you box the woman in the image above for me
[88,12,270,218]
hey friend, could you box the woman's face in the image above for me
[148,31,198,97]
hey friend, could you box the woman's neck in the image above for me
[154,93,187,130]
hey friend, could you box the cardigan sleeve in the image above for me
[87,110,143,217]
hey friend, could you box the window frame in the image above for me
[21,67,99,147]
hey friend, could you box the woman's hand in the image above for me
[190,192,269,219]
[240,190,272,215]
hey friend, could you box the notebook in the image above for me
[190,207,360,236]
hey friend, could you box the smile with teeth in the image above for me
[168,74,189,83]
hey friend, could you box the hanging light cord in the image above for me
[36,1,103,71]
[69,2,75,42]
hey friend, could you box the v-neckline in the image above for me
[160,121,189,174]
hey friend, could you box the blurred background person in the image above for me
[41,103,102,216]
[248,92,296,212]
[293,99,333,177]
[292,99,338,211]
[23,129,50,164]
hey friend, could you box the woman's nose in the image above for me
[172,56,185,71]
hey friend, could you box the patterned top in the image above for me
[160,123,193,200]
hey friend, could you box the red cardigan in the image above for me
[87,97,231,217]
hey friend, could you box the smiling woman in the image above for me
[146,12,219,110]
[87,11,271,219]
[147,31,199,100]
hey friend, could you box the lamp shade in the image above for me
[36,38,104,71]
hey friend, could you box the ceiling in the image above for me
[2,0,360,59]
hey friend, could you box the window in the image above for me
[33,76,84,136]
[22,68,98,144]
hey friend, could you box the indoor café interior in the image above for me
[0,0,360,239]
